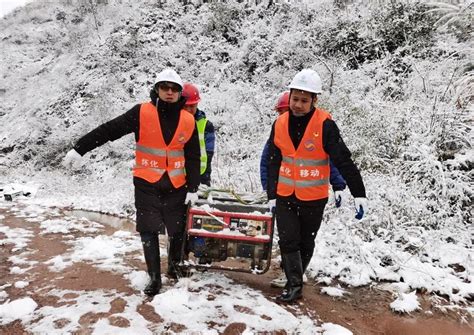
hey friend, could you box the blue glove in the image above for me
[334,190,343,208]
[354,198,368,220]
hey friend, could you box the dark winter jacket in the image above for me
[267,108,366,206]
[260,140,346,191]
[195,109,215,186]
[74,89,201,193]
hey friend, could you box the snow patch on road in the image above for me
[150,273,318,333]
[44,255,73,272]
[319,322,353,335]
[124,270,150,291]
[29,289,148,333]
[0,297,38,325]
[0,291,8,302]
[14,281,29,289]
[321,286,349,297]
[40,218,102,235]
[390,291,420,313]
[65,231,142,273]
[0,225,33,252]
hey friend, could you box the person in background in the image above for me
[266,69,367,303]
[182,83,215,187]
[260,91,290,192]
[260,91,347,289]
[63,68,201,297]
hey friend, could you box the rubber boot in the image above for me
[276,251,303,303]
[142,237,161,297]
[167,235,184,279]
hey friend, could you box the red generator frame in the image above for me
[182,200,274,274]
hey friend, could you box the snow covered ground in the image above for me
[0,197,351,334]
[3,176,473,305]
[0,0,472,333]
[0,182,472,333]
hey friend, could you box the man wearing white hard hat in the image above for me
[63,68,201,297]
[266,69,367,303]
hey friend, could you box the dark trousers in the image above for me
[139,231,184,262]
[275,198,326,262]
[134,178,187,237]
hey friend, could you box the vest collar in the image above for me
[195,109,206,120]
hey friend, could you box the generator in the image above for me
[181,189,274,274]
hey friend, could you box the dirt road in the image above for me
[0,205,472,334]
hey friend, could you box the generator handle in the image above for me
[179,203,192,264]
[260,210,277,274]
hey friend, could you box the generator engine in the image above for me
[184,201,274,273]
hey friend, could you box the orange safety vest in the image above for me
[133,102,195,188]
[274,109,331,201]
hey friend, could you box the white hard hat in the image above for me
[288,69,322,94]
[155,68,183,90]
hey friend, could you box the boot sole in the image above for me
[276,293,303,304]
[276,296,302,304]
[144,290,160,297]
[271,281,308,288]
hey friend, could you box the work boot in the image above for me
[144,272,161,297]
[142,237,162,296]
[271,257,309,288]
[167,235,184,279]
[276,251,303,304]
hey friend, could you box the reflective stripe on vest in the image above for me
[136,144,183,158]
[196,118,208,175]
[278,175,329,187]
[134,145,186,177]
[133,102,195,187]
[274,109,331,201]
[281,156,329,166]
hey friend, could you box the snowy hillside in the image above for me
[0,0,472,333]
